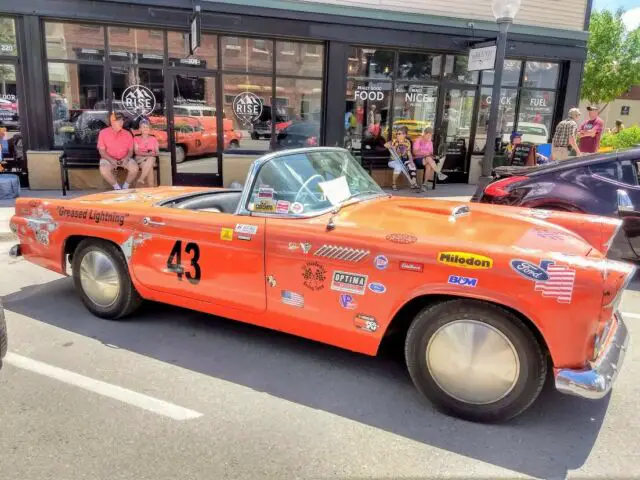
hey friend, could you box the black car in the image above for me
[472,147,640,262]
[274,121,321,150]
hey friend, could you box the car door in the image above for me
[130,207,266,313]
[615,158,640,255]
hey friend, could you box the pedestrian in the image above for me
[133,119,159,187]
[385,126,418,191]
[612,119,625,134]
[412,127,447,191]
[577,105,605,154]
[551,107,581,161]
[97,111,138,190]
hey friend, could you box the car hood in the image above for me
[339,196,594,256]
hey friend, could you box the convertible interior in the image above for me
[161,190,244,214]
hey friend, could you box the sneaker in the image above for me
[437,173,448,181]
[421,184,429,192]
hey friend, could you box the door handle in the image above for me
[143,216,165,227]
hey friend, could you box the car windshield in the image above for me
[518,125,547,136]
[247,149,385,215]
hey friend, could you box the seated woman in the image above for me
[384,126,418,191]
[412,127,447,191]
[133,119,159,187]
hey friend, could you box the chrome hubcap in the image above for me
[426,320,520,405]
[79,251,121,308]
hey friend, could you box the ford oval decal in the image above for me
[368,282,386,294]
[510,259,549,282]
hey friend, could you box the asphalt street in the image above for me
[1,238,640,480]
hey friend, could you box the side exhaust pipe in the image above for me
[9,244,21,258]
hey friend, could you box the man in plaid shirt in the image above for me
[552,107,582,161]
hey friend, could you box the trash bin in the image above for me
[536,143,552,160]
[0,174,20,199]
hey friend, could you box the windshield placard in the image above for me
[318,176,351,206]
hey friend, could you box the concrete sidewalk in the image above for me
[0,184,478,241]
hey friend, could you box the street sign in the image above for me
[468,45,497,71]
[189,12,201,55]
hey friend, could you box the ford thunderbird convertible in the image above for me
[8,147,635,423]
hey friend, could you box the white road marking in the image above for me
[622,312,640,320]
[4,353,203,421]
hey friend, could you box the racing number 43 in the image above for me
[167,240,201,284]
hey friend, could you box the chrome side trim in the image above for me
[313,244,370,262]
[555,312,629,400]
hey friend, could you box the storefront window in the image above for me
[276,41,324,77]
[273,78,322,149]
[108,27,163,63]
[517,90,556,143]
[345,79,392,150]
[474,87,517,153]
[0,64,23,178]
[482,60,522,87]
[223,74,273,153]
[222,37,273,74]
[392,84,437,141]
[398,52,441,81]
[45,22,105,61]
[443,55,478,84]
[523,62,559,89]
[347,47,394,79]
[49,63,106,147]
[168,31,217,69]
[111,66,165,129]
[0,17,17,56]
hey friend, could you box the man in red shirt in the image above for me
[97,112,138,190]
[577,105,605,154]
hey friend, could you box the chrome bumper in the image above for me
[555,312,629,400]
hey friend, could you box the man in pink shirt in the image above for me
[577,105,605,154]
[97,112,138,190]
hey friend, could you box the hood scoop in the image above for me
[397,201,472,222]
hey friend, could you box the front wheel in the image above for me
[72,239,143,320]
[405,299,547,423]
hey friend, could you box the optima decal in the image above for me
[56,207,128,226]
[331,271,368,295]
[438,252,493,270]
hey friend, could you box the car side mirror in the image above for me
[617,189,635,213]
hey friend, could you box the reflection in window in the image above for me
[474,87,517,153]
[111,66,165,131]
[45,22,105,61]
[274,78,323,150]
[482,60,522,87]
[398,52,441,81]
[168,31,217,69]
[443,55,479,84]
[276,41,324,77]
[222,37,273,73]
[345,79,392,150]
[517,90,555,143]
[0,65,21,145]
[108,27,163,63]
[49,63,106,147]
[523,62,559,89]
[346,47,394,78]
[0,17,18,56]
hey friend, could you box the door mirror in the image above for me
[617,189,635,213]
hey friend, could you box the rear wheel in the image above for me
[175,145,186,164]
[405,299,546,423]
[72,239,142,320]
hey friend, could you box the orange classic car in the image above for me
[8,147,634,423]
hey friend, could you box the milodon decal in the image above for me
[354,314,378,333]
[368,282,386,294]
[331,271,368,295]
[386,233,418,244]
[339,294,357,310]
[373,255,389,270]
[55,206,128,226]
[281,290,304,308]
[448,275,478,288]
[511,259,576,304]
[399,261,424,272]
[302,261,327,291]
[235,224,258,235]
[438,252,493,270]
[220,228,234,241]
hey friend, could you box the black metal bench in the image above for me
[359,144,438,190]
[59,144,160,196]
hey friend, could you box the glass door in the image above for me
[169,70,222,186]
[0,62,26,186]
[437,87,477,183]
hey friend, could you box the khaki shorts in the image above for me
[552,146,571,161]
[99,157,137,170]
[134,155,156,166]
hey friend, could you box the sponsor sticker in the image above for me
[368,282,386,294]
[532,227,565,241]
[354,314,378,333]
[258,188,275,199]
[448,275,478,288]
[290,202,304,214]
[373,255,389,270]
[339,294,357,310]
[288,242,299,251]
[386,233,418,244]
[254,199,276,212]
[331,271,368,295]
[302,261,327,291]
[235,224,258,235]
[526,209,553,220]
[281,290,304,308]
[300,242,312,254]
[438,252,493,270]
[237,234,252,241]
[276,200,291,214]
[56,206,128,226]
[511,259,576,304]
[220,227,234,241]
[399,261,424,272]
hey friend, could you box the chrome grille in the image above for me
[313,245,369,262]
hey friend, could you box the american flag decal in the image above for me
[534,261,576,304]
[281,290,304,308]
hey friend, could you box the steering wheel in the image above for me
[293,174,325,205]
